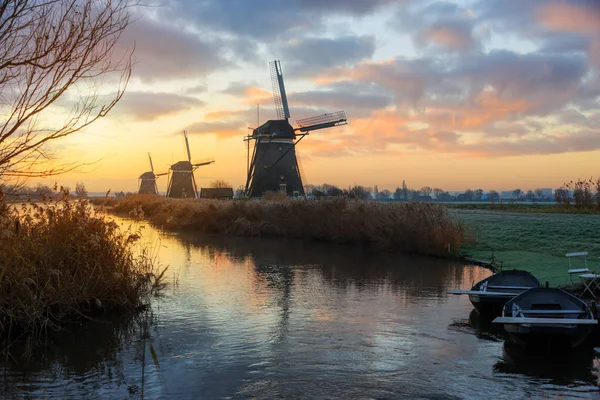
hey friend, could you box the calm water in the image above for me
[2,218,599,399]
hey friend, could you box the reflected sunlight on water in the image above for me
[1,216,598,399]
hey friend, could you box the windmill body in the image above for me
[138,171,159,194]
[138,153,167,195]
[245,60,347,199]
[247,120,304,197]
[166,161,197,198]
[166,132,214,198]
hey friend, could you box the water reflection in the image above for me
[0,219,598,399]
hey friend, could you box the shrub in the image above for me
[0,189,165,346]
[113,196,464,257]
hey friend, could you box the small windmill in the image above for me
[138,153,168,195]
[244,60,347,198]
[166,131,215,198]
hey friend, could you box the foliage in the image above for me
[0,189,165,346]
[555,177,600,210]
[210,180,232,189]
[112,195,464,257]
[75,181,88,198]
[348,185,371,200]
[261,191,288,201]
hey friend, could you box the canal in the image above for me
[1,218,598,399]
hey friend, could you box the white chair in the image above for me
[566,251,589,283]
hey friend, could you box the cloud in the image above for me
[110,91,204,120]
[167,0,399,40]
[184,109,257,138]
[289,82,393,118]
[278,36,376,77]
[185,84,208,94]
[118,16,230,82]
[394,1,483,52]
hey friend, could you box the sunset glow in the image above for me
[31,0,600,193]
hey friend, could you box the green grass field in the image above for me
[455,209,600,286]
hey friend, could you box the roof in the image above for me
[252,119,295,139]
[199,187,234,199]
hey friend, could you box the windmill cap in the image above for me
[253,120,295,139]
[139,171,156,179]
[170,160,194,170]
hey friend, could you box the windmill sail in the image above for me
[184,130,192,162]
[270,60,290,120]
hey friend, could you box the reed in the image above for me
[113,195,464,257]
[0,190,165,347]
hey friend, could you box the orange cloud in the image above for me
[537,2,600,34]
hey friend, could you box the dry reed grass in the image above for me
[0,190,165,348]
[113,195,464,257]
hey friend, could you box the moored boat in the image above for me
[493,288,597,350]
[450,270,541,315]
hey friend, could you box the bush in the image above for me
[112,195,464,257]
[0,189,165,346]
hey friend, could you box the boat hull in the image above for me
[500,288,595,350]
[468,270,541,316]
[469,294,509,316]
[504,323,593,350]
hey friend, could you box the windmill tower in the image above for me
[244,60,347,198]
[166,131,215,198]
[138,153,168,195]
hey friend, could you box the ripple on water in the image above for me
[1,223,599,399]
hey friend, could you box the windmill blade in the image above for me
[193,160,215,167]
[148,152,155,173]
[184,130,192,162]
[270,60,290,120]
[156,172,169,177]
[295,110,347,133]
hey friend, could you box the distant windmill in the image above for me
[138,153,168,195]
[244,60,347,198]
[166,131,215,198]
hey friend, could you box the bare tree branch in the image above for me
[0,0,133,183]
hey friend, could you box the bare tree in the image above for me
[0,0,133,182]
[210,180,232,188]
[75,181,87,198]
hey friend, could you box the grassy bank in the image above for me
[455,209,600,286]
[447,202,600,214]
[111,195,464,257]
[0,193,165,348]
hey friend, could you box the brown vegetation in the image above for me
[0,190,165,348]
[555,177,600,210]
[113,195,464,257]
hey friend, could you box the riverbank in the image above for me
[108,195,464,257]
[448,202,600,214]
[454,209,600,286]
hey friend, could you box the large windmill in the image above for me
[166,131,215,198]
[244,60,347,198]
[138,153,168,195]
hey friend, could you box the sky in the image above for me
[34,0,600,192]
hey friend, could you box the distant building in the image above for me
[199,188,234,200]
[500,191,515,200]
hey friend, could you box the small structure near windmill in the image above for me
[166,131,215,198]
[244,60,347,199]
[199,187,234,200]
[138,153,168,195]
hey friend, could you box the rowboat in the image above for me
[450,270,540,315]
[493,288,597,350]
